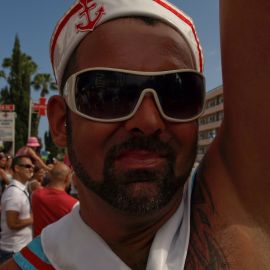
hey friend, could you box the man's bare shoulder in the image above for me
[186,160,270,269]
[0,259,21,270]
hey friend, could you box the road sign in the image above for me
[0,104,15,111]
[0,112,15,141]
[33,97,46,116]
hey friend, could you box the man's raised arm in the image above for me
[204,0,270,224]
[220,0,270,184]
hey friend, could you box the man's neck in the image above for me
[13,175,27,185]
[77,182,183,269]
[47,183,66,191]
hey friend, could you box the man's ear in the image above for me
[47,96,67,148]
[13,164,19,174]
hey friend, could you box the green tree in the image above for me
[0,35,57,152]
[0,35,35,151]
[0,70,5,80]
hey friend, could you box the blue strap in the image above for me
[13,236,51,269]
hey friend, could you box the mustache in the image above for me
[105,134,176,165]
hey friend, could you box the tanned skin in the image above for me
[185,166,230,269]
[184,0,270,268]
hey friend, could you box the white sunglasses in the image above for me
[63,67,206,123]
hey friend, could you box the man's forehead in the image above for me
[61,18,195,89]
[20,157,32,163]
[78,18,194,67]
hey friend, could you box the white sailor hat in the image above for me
[50,0,204,88]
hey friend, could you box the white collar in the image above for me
[41,173,194,270]
[9,179,27,191]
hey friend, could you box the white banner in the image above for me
[0,112,15,141]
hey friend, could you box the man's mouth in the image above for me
[114,150,166,171]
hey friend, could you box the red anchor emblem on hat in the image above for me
[76,0,105,32]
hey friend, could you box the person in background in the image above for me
[0,156,33,264]
[69,176,78,199]
[27,166,46,195]
[15,137,50,171]
[31,162,78,237]
[4,155,13,182]
[63,154,78,198]
[0,153,6,167]
[0,154,10,194]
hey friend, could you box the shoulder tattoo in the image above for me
[185,172,230,270]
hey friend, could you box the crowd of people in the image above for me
[0,137,78,264]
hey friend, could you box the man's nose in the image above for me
[124,95,165,136]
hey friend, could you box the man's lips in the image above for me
[114,150,166,170]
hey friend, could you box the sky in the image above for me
[0,0,222,144]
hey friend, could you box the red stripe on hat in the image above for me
[154,0,203,72]
[51,3,82,70]
[20,246,55,270]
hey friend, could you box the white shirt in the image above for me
[0,179,33,252]
[41,172,194,270]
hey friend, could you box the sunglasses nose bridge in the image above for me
[133,88,163,116]
[125,88,166,135]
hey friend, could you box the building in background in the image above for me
[197,86,224,161]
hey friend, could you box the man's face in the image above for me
[15,157,34,183]
[64,18,198,215]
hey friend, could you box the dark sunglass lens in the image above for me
[19,164,33,169]
[75,71,142,119]
[157,72,205,119]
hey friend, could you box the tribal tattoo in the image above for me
[185,171,230,270]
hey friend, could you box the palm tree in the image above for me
[0,70,6,79]
[32,73,57,97]
[0,35,58,148]
[0,36,39,150]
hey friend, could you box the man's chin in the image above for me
[118,181,163,202]
[94,178,181,216]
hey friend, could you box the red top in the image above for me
[32,188,78,236]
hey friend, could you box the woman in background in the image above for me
[15,137,51,171]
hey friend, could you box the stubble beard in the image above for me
[66,115,197,216]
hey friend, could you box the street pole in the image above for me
[12,112,15,156]
[28,99,32,139]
